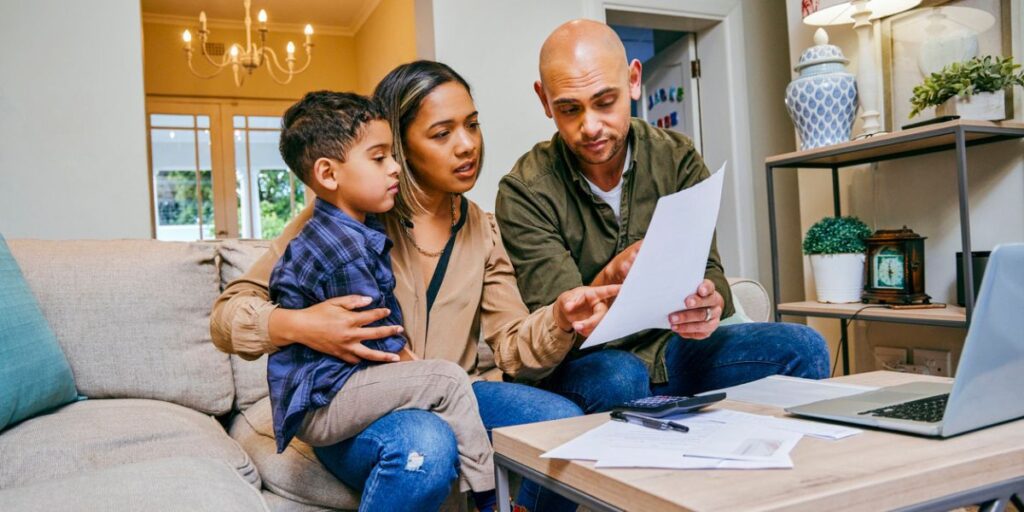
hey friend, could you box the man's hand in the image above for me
[591,240,642,286]
[668,279,723,340]
[269,295,405,364]
[553,284,622,336]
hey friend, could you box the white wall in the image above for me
[430,0,590,213]
[0,1,150,239]
[430,0,799,286]
[783,0,1024,373]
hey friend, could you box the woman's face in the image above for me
[403,81,482,197]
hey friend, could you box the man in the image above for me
[495,20,829,413]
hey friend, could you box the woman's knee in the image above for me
[378,410,459,484]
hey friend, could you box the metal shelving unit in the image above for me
[765,119,1024,374]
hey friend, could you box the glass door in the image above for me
[230,112,307,239]
[145,98,305,240]
[146,102,225,240]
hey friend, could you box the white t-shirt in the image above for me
[583,143,632,224]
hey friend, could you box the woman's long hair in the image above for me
[374,60,480,221]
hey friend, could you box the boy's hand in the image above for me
[553,284,621,337]
[398,345,420,361]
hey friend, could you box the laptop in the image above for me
[786,243,1024,437]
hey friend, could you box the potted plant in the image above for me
[804,216,872,304]
[910,56,1024,121]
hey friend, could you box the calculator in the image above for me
[612,392,726,418]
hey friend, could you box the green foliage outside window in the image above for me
[257,169,305,239]
[803,216,872,255]
[156,170,213,230]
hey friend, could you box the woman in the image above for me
[211,61,618,511]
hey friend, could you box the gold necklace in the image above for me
[404,194,457,258]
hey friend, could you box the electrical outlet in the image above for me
[874,346,908,371]
[912,348,952,377]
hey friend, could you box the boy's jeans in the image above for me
[313,379,582,511]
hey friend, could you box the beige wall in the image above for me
[0,0,150,239]
[784,0,1024,374]
[354,0,418,95]
[142,21,359,100]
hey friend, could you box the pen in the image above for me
[610,411,689,433]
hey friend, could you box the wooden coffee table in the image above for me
[493,371,1024,511]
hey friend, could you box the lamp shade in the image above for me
[803,0,922,26]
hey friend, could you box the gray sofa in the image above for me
[0,238,770,511]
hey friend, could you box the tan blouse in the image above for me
[209,198,575,381]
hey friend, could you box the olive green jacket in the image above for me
[495,118,734,384]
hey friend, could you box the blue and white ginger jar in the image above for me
[785,29,858,151]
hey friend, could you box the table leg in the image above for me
[496,460,512,512]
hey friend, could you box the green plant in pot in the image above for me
[910,56,1024,121]
[804,216,872,303]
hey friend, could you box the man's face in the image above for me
[536,58,641,166]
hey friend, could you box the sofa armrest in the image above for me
[726,277,771,323]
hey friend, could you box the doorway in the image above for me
[611,24,703,153]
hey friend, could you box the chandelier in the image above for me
[181,0,314,86]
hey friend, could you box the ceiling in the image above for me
[140,0,382,35]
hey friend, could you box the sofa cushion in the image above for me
[230,397,360,511]
[0,456,269,512]
[234,353,270,411]
[0,398,259,489]
[7,239,233,415]
[262,490,340,512]
[218,238,273,289]
[0,235,78,430]
[217,239,274,412]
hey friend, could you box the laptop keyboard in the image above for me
[859,394,949,423]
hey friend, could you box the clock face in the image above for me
[873,247,905,289]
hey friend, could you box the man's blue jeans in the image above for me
[541,322,831,413]
[312,380,582,511]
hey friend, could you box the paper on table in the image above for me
[581,163,727,349]
[594,452,793,470]
[703,375,877,409]
[679,409,863,440]
[541,417,802,463]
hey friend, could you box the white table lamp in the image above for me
[804,0,922,137]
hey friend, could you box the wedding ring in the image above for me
[704,308,712,322]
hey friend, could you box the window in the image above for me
[146,99,306,240]
[148,113,215,240]
[234,115,306,239]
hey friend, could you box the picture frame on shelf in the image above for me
[880,0,1013,131]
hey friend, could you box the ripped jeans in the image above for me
[313,379,582,511]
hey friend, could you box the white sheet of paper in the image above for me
[677,408,863,441]
[703,375,877,409]
[581,163,727,349]
[594,452,793,470]
[541,416,802,463]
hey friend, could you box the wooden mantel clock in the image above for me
[862,227,931,305]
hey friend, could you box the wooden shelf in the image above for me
[777,301,967,328]
[766,120,1024,169]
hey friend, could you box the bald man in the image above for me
[495,20,829,412]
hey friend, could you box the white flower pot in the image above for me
[935,90,1006,121]
[810,253,865,304]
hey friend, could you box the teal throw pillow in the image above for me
[0,234,78,430]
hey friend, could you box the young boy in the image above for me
[267,91,496,509]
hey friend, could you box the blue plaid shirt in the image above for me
[267,198,405,453]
